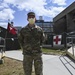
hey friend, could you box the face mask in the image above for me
[28,18,35,24]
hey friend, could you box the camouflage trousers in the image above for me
[23,53,43,75]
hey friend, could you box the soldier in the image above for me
[18,12,45,75]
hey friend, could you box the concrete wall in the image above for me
[53,2,75,34]
[53,17,66,34]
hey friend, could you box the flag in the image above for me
[7,22,17,35]
[53,35,62,45]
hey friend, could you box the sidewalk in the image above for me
[5,50,75,75]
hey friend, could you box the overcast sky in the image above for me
[0,0,75,28]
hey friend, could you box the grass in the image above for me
[42,48,66,55]
[0,48,66,75]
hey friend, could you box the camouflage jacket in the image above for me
[18,24,45,55]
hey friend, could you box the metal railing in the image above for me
[66,32,75,57]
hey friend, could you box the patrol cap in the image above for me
[27,12,35,17]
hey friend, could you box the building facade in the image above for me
[53,1,75,48]
[53,1,75,34]
[35,19,53,45]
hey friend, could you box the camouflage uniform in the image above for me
[18,24,44,75]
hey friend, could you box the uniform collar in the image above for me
[27,24,38,28]
[25,24,38,31]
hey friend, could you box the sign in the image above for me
[53,35,62,45]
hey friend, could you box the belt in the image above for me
[25,50,42,55]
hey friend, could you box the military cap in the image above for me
[27,12,35,17]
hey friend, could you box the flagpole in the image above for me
[5,19,10,38]
[4,19,10,52]
[1,19,10,57]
